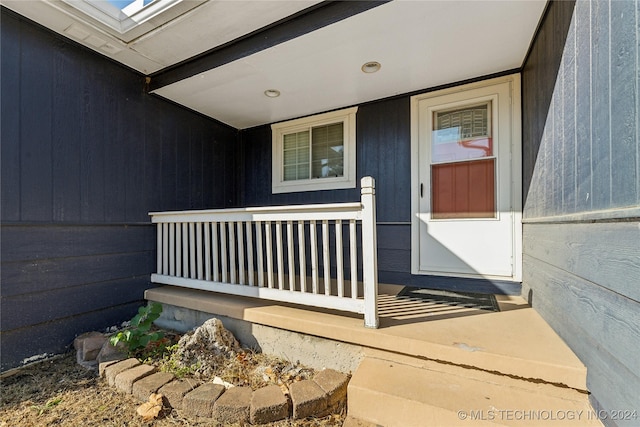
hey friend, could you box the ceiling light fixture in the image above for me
[361,61,381,73]
[264,89,281,98]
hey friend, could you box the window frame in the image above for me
[271,107,358,194]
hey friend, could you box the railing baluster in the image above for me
[287,221,295,291]
[169,223,175,276]
[229,222,237,284]
[335,220,344,297]
[162,223,169,275]
[221,221,228,283]
[350,219,357,298]
[176,223,182,277]
[212,222,219,282]
[156,223,162,274]
[237,221,245,285]
[204,222,211,281]
[310,220,318,294]
[298,221,306,292]
[256,221,264,287]
[182,223,188,278]
[322,220,330,296]
[246,221,254,286]
[265,221,273,289]
[196,222,203,280]
[275,221,284,290]
[189,223,196,279]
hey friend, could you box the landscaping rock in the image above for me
[74,331,107,369]
[132,372,176,402]
[158,379,200,410]
[289,379,327,419]
[313,368,349,413]
[250,384,289,424]
[96,339,127,364]
[73,331,104,351]
[82,334,108,361]
[182,383,226,418]
[105,358,141,386]
[114,364,156,394]
[177,318,240,356]
[212,386,252,424]
[175,318,242,378]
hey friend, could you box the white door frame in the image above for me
[410,74,522,282]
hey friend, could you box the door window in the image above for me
[431,102,496,219]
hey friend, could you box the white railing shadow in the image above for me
[149,177,379,328]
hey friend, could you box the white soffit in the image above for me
[153,0,546,129]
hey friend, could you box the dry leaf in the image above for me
[136,393,163,421]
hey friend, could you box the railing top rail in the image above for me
[149,202,363,223]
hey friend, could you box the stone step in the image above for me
[348,356,603,427]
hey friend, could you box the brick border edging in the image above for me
[99,358,349,424]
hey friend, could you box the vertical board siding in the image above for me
[524,0,639,217]
[522,2,639,426]
[0,9,239,371]
[0,13,21,221]
[522,1,576,205]
[609,0,638,206]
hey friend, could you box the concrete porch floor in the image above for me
[145,283,587,392]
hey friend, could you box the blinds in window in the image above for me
[436,104,489,139]
[282,122,344,181]
[283,131,310,181]
[312,123,344,178]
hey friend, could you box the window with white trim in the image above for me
[272,107,357,194]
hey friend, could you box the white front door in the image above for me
[411,75,522,281]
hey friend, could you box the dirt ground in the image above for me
[0,352,345,427]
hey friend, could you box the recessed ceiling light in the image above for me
[361,61,381,73]
[264,89,281,98]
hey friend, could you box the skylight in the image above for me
[99,1,156,19]
[61,0,205,42]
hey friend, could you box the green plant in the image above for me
[158,344,200,378]
[31,397,62,416]
[110,302,164,354]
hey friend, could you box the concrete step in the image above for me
[347,355,603,427]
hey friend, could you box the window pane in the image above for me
[311,123,344,178]
[283,130,310,181]
[432,103,492,162]
[283,149,298,164]
[297,146,309,163]
[297,164,310,180]
[311,160,327,178]
[283,165,298,181]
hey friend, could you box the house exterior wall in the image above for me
[239,84,522,295]
[0,9,239,371]
[521,1,640,425]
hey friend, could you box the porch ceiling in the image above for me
[2,0,547,129]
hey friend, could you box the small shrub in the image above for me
[110,302,165,355]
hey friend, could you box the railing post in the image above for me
[360,176,379,328]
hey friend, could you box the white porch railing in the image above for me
[149,177,379,328]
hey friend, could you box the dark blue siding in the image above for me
[0,9,239,371]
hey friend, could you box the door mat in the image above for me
[396,287,500,312]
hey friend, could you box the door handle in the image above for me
[420,183,423,198]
